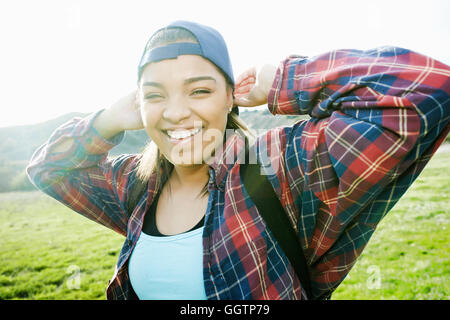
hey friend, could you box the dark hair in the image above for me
[136,27,254,198]
[146,27,198,49]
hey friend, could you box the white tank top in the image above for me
[128,227,207,300]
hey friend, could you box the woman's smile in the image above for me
[166,127,202,140]
[164,126,203,145]
[139,55,232,166]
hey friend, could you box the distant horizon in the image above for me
[0,110,89,129]
[0,106,265,129]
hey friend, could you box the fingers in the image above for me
[235,67,257,95]
[236,74,256,89]
[235,74,256,98]
[233,96,256,108]
[234,80,256,94]
[234,66,272,107]
[235,66,256,85]
[234,84,255,107]
[233,88,261,107]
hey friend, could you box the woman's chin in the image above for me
[166,153,207,167]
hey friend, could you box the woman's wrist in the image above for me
[258,64,277,97]
[93,108,124,140]
[233,64,278,107]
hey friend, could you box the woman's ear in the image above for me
[226,85,234,109]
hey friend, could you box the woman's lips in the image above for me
[164,128,203,146]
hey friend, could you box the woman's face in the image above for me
[139,55,233,167]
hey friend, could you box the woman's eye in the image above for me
[144,93,163,100]
[191,89,211,96]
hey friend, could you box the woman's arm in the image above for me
[26,91,144,236]
[235,47,450,299]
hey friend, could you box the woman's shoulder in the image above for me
[100,153,143,180]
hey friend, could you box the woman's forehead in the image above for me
[140,55,223,83]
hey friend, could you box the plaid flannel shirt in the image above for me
[27,46,450,300]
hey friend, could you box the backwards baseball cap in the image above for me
[137,20,235,87]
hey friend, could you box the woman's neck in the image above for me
[169,163,210,192]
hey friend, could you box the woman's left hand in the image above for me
[233,64,277,107]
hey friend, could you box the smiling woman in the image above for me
[139,56,232,183]
[26,20,450,301]
[135,26,253,199]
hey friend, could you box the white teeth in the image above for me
[166,127,201,139]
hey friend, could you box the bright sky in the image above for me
[1,0,449,127]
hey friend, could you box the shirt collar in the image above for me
[145,131,248,198]
[207,132,247,191]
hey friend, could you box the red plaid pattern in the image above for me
[28,46,450,299]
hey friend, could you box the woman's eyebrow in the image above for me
[142,81,164,88]
[142,76,216,88]
[184,76,216,85]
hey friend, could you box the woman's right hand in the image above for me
[233,64,277,107]
[93,90,144,139]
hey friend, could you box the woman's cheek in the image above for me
[139,103,151,128]
[141,105,159,131]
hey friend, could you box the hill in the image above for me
[0,108,307,192]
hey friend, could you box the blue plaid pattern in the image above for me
[27,46,450,299]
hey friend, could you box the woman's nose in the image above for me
[162,97,191,123]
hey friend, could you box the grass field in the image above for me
[0,149,448,300]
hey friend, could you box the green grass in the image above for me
[0,192,124,299]
[0,150,449,300]
[333,149,450,300]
